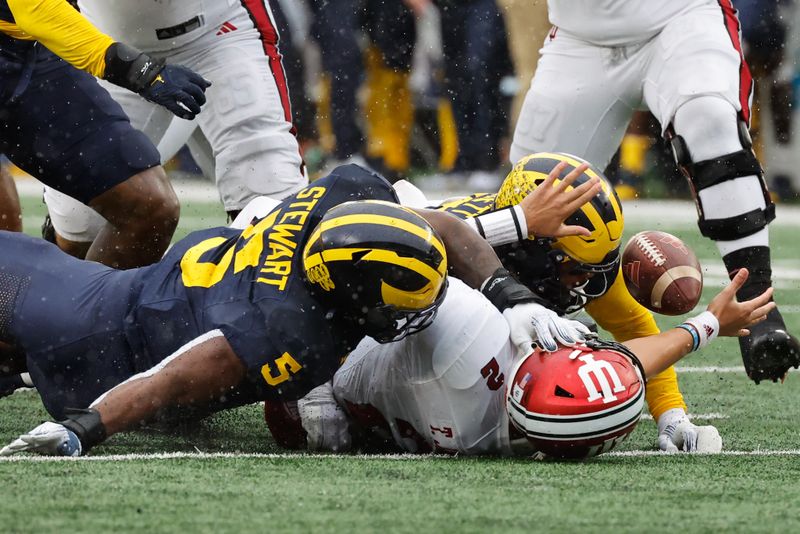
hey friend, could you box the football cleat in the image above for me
[739,312,800,384]
[724,247,800,383]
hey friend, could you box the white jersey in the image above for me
[332,278,532,456]
[548,0,714,46]
[78,0,235,52]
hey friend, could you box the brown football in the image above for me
[621,231,703,316]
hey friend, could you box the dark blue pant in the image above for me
[439,0,512,171]
[310,0,365,160]
[308,0,415,160]
[0,231,142,419]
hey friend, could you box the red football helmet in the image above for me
[506,340,645,459]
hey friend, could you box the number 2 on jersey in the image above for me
[481,358,505,391]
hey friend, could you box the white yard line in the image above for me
[622,199,800,227]
[641,413,729,420]
[606,449,800,457]
[14,176,222,203]
[675,366,797,373]
[1,449,799,462]
[22,215,226,229]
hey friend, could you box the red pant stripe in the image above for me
[717,0,753,124]
[240,0,297,134]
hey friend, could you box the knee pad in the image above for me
[667,121,775,241]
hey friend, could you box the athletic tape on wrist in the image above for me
[678,311,720,351]
[470,205,528,246]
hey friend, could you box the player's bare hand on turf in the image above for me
[519,161,601,238]
[707,268,776,337]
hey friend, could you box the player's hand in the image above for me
[518,161,601,238]
[298,382,351,452]
[0,422,82,457]
[503,302,590,353]
[657,408,722,453]
[140,64,212,120]
[707,268,776,337]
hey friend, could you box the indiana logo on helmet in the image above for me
[302,200,449,343]
[506,339,645,459]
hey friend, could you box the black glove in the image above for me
[103,42,212,120]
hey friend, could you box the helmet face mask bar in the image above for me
[500,239,619,315]
[363,280,449,343]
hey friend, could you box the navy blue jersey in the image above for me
[6,165,398,418]
[129,165,399,403]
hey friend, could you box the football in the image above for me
[621,231,703,315]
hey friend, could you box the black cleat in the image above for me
[739,308,800,384]
[724,246,800,383]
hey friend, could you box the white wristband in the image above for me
[679,311,720,351]
[468,205,528,246]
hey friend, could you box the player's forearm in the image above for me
[623,328,694,379]
[412,209,503,288]
[92,336,246,437]
[585,274,661,341]
[10,0,113,77]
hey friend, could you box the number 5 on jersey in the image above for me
[261,352,303,386]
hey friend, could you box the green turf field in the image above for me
[2,192,800,533]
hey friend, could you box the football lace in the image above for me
[635,235,666,267]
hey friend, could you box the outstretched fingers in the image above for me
[722,268,750,299]
[555,163,590,192]
[565,179,602,213]
[545,161,569,187]
[748,298,776,323]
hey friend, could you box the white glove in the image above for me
[0,421,82,457]
[298,381,352,452]
[657,408,723,453]
[502,301,590,353]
